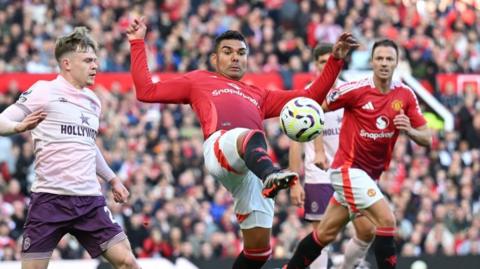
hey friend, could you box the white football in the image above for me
[279,97,325,142]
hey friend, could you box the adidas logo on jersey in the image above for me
[361,101,374,110]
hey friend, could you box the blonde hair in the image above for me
[54,27,98,62]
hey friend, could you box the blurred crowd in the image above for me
[1,81,480,263]
[1,0,480,265]
[0,0,479,87]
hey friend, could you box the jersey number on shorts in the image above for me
[104,206,117,223]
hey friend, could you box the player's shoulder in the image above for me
[23,79,55,97]
[391,80,416,96]
[82,88,101,103]
[15,79,59,107]
[329,78,371,101]
[391,79,407,89]
[335,77,371,92]
[30,79,54,90]
[184,69,212,78]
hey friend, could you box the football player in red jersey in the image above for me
[284,39,431,269]
[289,43,375,269]
[127,17,358,269]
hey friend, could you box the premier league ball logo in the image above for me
[23,236,31,251]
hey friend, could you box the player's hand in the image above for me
[314,153,329,170]
[290,183,305,208]
[393,109,412,134]
[111,178,129,203]
[126,17,147,41]
[332,33,359,60]
[14,110,47,133]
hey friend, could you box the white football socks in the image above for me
[341,236,371,269]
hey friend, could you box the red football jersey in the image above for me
[130,40,343,138]
[326,77,427,180]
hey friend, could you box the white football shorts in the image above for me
[203,128,274,229]
[328,167,384,215]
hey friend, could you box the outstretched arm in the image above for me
[0,106,46,136]
[263,33,358,118]
[306,32,359,102]
[127,17,192,104]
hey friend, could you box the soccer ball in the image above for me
[279,97,325,142]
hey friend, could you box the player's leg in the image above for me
[22,260,49,269]
[303,183,335,269]
[204,130,274,268]
[237,129,298,198]
[233,225,272,269]
[71,196,140,269]
[334,167,396,269]
[362,199,397,269]
[285,199,350,269]
[237,130,279,180]
[308,221,328,269]
[204,128,297,194]
[21,193,69,269]
[204,128,298,196]
[102,239,141,269]
[341,215,375,269]
[230,175,274,269]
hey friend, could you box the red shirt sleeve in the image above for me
[262,56,344,118]
[405,88,427,128]
[129,39,192,104]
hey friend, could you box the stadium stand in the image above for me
[0,0,479,268]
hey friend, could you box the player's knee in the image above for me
[316,225,337,245]
[237,131,248,156]
[377,214,396,228]
[240,129,266,154]
[354,218,376,242]
[242,226,271,249]
[311,220,322,232]
[115,253,139,269]
[321,233,337,245]
[357,227,376,243]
